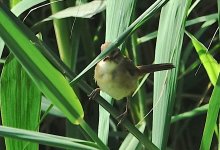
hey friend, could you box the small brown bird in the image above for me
[92,43,174,100]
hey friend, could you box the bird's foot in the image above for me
[116,99,129,126]
[88,88,100,100]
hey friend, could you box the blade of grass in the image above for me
[137,13,218,44]
[0,0,47,60]
[152,0,192,149]
[0,2,84,124]
[180,43,220,79]
[119,122,146,150]
[1,54,41,150]
[171,104,208,123]
[137,31,157,44]
[50,0,87,140]
[130,30,147,122]
[199,74,220,150]
[98,91,112,144]
[186,13,217,26]
[186,28,220,150]
[187,0,201,15]
[0,3,110,150]
[0,125,99,150]
[0,1,44,149]
[186,31,220,85]
[105,0,135,43]
[50,0,75,68]
[11,0,46,17]
[44,0,106,20]
[10,0,20,8]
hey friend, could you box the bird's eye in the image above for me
[110,49,121,59]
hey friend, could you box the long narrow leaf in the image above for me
[0,0,47,60]
[200,74,220,150]
[11,0,46,17]
[138,13,218,44]
[152,0,191,149]
[119,123,146,150]
[0,4,111,150]
[0,125,99,150]
[186,31,220,85]
[0,3,84,124]
[171,104,208,123]
[43,0,106,20]
[1,54,41,150]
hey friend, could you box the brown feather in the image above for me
[137,63,174,76]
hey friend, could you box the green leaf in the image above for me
[119,122,146,150]
[186,31,220,85]
[43,0,106,21]
[105,0,135,42]
[152,0,192,149]
[98,91,112,144]
[186,13,218,26]
[0,4,109,150]
[11,0,46,17]
[132,73,150,97]
[200,74,220,150]
[1,54,41,150]
[137,13,218,44]
[0,125,99,150]
[0,0,47,60]
[0,3,84,124]
[171,104,208,123]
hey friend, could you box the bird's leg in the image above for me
[88,88,100,100]
[117,97,129,125]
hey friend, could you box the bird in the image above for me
[90,42,174,101]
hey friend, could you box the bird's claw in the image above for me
[88,88,100,100]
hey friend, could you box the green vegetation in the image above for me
[0,0,219,149]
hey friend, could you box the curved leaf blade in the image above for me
[186,31,220,85]
[43,0,106,21]
[0,3,84,124]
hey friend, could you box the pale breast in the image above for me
[94,60,138,100]
[94,60,117,82]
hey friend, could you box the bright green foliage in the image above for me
[153,0,192,149]
[0,125,100,150]
[1,54,41,150]
[186,31,220,85]
[186,18,220,150]
[200,74,220,150]
[45,0,106,20]
[0,4,84,124]
[0,0,220,149]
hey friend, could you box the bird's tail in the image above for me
[137,63,174,75]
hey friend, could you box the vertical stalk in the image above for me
[50,0,73,68]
